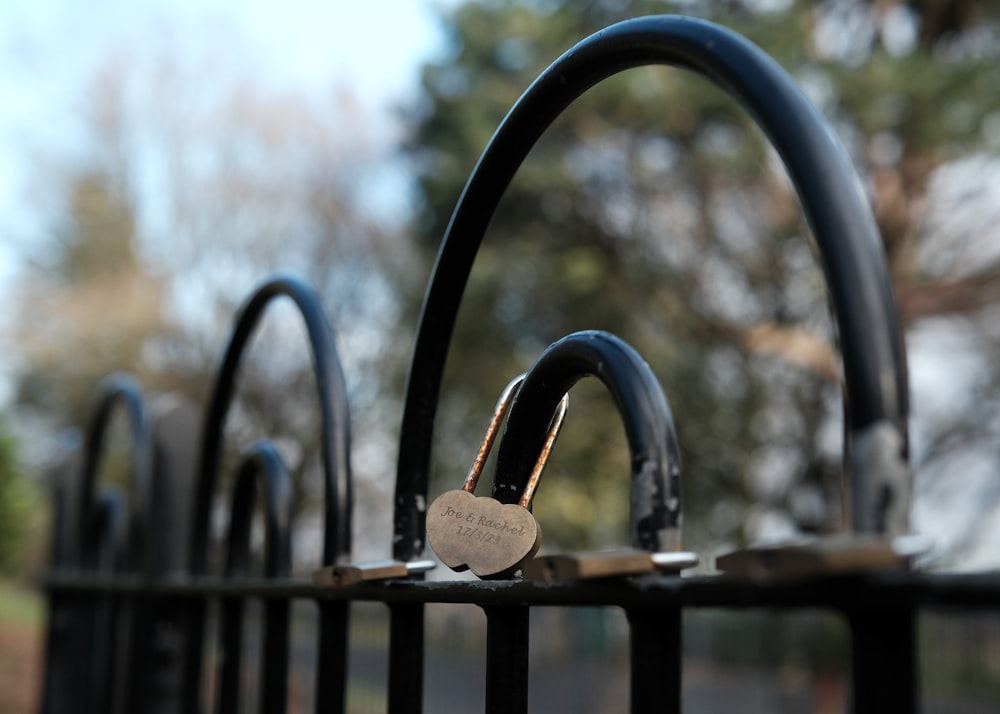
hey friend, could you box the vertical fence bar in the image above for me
[846,605,917,714]
[216,593,245,714]
[41,456,81,714]
[627,606,682,714]
[315,602,350,714]
[261,597,292,714]
[137,399,199,714]
[483,606,530,714]
[43,375,153,714]
[87,491,127,714]
[388,602,425,714]
[112,583,145,714]
[215,444,293,714]
[180,571,209,711]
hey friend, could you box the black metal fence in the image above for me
[36,15,1000,714]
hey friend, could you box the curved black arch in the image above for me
[395,15,910,559]
[217,443,293,714]
[184,274,352,712]
[76,373,153,573]
[223,442,293,578]
[189,273,352,573]
[494,331,684,552]
[46,375,151,714]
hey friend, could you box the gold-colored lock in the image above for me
[426,374,567,578]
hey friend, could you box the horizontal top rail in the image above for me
[40,570,1000,610]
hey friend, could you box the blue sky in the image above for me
[0,0,452,271]
[0,0,455,407]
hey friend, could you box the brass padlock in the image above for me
[426,374,568,578]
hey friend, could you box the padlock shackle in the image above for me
[395,15,910,560]
[520,394,568,509]
[493,331,684,553]
[462,373,526,494]
[464,372,568,508]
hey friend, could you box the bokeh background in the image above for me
[2,0,1000,711]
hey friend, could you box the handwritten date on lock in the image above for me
[426,490,541,578]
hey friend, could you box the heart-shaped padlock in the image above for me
[427,374,567,578]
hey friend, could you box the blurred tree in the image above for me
[8,47,408,563]
[14,167,177,427]
[404,0,1000,555]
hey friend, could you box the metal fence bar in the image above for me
[40,566,1000,709]
[216,444,293,714]
[387,602,425,714]
[314,602,350,714]
[846,604,918,714]
[44,569,1000,610]
[87,490,128,714]
[41,374,153,714]
[139,400,198,714]
[484,606,530,714]
[40,459,80,714]
[627,606,682,714]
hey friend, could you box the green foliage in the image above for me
[0,419,39,576]
[0,579,44,627]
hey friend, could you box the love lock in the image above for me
[426,374,568,578]
[487,331,698,583]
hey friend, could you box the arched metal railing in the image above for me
[393,15,910,565]
[216,443,294,714]
[42,374,153,714]
[183,274,353,712]
[34,16,955,714]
